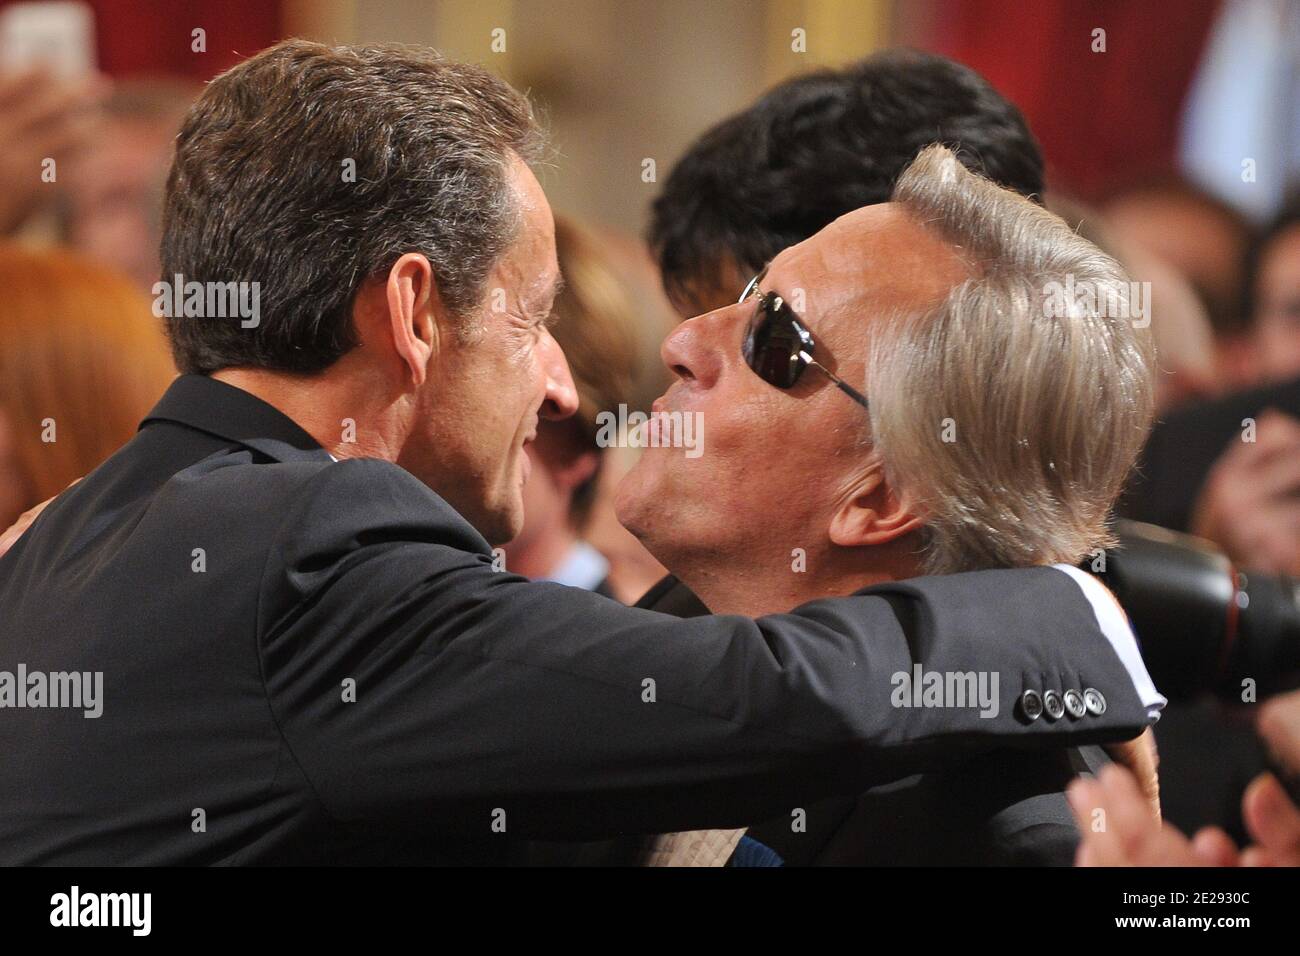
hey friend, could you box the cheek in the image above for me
[501,338,547,416]
[664,395,781,503]
[1256,315,1299,361]
[613,449,672,532]
[614,448,657,499]
[520,446,557,505]
[459,341,536,442]
[694,389,787,465]
[723,397,854,519]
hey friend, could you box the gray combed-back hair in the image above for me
[867,144,1155,574]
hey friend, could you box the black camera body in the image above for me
[1094,520,1300,701]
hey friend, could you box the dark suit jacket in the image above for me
[0,375,1150,864]
[638,577,1104,866]
[743,748,1097,866]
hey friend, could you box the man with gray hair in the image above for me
[616,144,1164,864]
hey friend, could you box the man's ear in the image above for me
[384,252,441,387]
[829,465,925,548]
[555,448,600,493]
[532,422,600,492]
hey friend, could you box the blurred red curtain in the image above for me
[928,0,1221,201]
[1,0,283,80]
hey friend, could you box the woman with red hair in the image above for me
[0,243,174,527]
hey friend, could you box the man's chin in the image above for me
[612,461,657,542]
[613,463,688,570]
[470,490,525,549]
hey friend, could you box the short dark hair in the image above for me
[648,49,1044,306]
[161,40,543,375]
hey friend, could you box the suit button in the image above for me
[1083,687,1107,716]
[1043,689,1065,721]
[1063,689,1086,719]
[1019,689,1044,722]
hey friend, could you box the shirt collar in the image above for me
[544,541,611,591]
[141,374,333,465]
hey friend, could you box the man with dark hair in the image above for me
[161,42,542,381]
[650,49,1044,317]
[1,41,1155,865]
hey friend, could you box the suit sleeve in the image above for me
[256,459,1151,839]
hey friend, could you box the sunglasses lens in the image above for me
[743,295,808,388]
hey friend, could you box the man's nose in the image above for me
[661,308,730,388]
[538,330,580,421]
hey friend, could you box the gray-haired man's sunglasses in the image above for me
[739,267,870,410]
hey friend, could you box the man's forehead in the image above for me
[502,156,560,302]
[767,202,969,312]
[772,203,907,275]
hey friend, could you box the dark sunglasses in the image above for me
[739,268,870,409]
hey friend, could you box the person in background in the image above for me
[0,243,175,528]
[1102,177,1256,389]
[1071,688,1300,867]
[59,77,197,291]
[1105,192,1300,856]
[1122,194,1300,575]
[1047,195,1219,414]
[650,49,1045,320]
[0,68,104,238]
[501,215,643,598]
[1242,195,1300,386]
